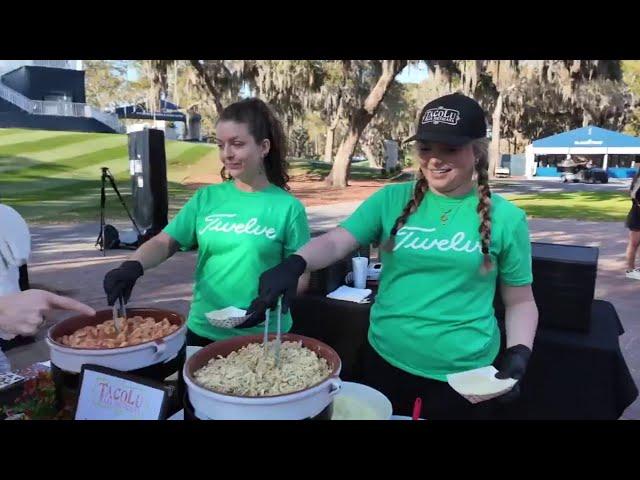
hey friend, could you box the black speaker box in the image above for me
[127,129,168,235]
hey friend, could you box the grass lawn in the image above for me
[0,128,219,223]
[504,191,631,222]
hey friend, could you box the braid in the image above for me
[475,154,493,273]
[382,169,429,252]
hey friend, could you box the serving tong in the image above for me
[263,296,283,368]
[112,295,127,333]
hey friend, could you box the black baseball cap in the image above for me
[405,93,488,146]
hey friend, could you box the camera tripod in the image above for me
[95,167,142,255]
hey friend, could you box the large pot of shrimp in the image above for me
[46,308,187,373]
[183,333,342,420]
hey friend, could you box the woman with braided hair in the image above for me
[243,93,538,419]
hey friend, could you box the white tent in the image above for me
[525,126,640,179]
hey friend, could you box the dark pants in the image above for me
[361,341,497,420]
[186,328,216,347]
[626,200,640,231]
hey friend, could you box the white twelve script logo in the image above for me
[199,214,277,240]
[393,226,481,253]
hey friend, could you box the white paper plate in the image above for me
[446,366,517,396]
[205,307,247,328]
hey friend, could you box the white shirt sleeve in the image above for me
[0,348,11,373]
[0,204,30,341]
[0,204,31,273]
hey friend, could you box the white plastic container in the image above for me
[183,333,343,420]
[331,382,393,420]
[351,257,369,289]
[46,308,186,373]
[185,372,342,420]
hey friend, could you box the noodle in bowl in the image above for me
[183,333,342,420]
[46,308,186,373]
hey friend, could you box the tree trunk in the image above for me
[326,60,407,188]
[174,62,179,105]
[489,91,504,179]
[146,60,170,114]
[147,84,160,115]
[323,96,343,163]
[189,60,225,117]
[327,129,360,188]
[324,126,336,163]
[361,142,379,168]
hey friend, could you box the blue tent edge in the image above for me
[532,126,640,148]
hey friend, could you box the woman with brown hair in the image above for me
[103,98,310,346]
[243,93,539,419]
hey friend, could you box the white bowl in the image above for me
[46,308,186,373]
[331,382,392,420]
[184,333,342,420]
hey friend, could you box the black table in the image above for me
[290,295,638,420]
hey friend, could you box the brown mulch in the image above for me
[182,171,409,207]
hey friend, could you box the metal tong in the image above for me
[263,296,283,367]
[112,295,127,333]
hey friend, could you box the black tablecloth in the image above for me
[290,296,638,420]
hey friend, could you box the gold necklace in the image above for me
[439,209,453,224]
[431,197,466,225]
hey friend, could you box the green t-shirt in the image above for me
[340,182,532,381]
[163,181,310,341]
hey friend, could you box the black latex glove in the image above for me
[235,298,267,329]
[236,255,307,329]
[103,260,144,305]
[494,344,532,403]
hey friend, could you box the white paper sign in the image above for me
[75,366,167,420]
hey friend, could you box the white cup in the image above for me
[351,257,369,289]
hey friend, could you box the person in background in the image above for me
[625,163,640,280]
[0,204,95,372]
